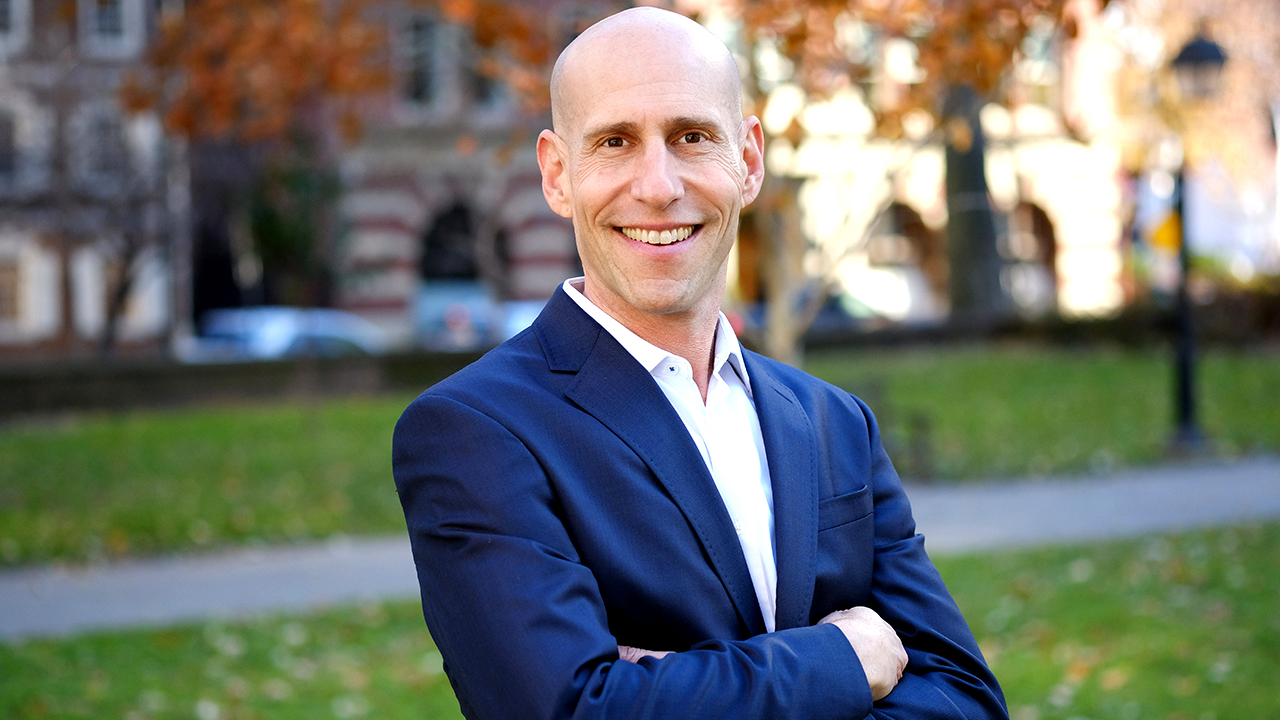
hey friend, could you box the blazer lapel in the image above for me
[536,291,768,637]
[745,353,820,632]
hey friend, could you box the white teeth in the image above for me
[621,226,695,245]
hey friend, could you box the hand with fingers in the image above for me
[819,606,908,701]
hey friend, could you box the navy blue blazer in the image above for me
[393,287,1007,720]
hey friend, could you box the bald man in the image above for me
[394,8,1007,720]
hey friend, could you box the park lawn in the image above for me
[2,521,1276,720]
[0,601,462,720]
[0,394,417,567]
[806,344,1280,480]
[945,522,1280,720]
[1,345,1278,567]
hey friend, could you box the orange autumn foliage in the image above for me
[124,0,1114,145]
[732,0,1079,136]
[123,0,388,143]
[399,0,1100,138]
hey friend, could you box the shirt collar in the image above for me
[562,278,752,396]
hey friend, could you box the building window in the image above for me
[0,111,16,181]
[95,0,125,38]
[0,0,30,57]
[89,115,128,180]
[406,16,441,106]
[0,91,53,197]
[0,234,62,342]
[70,104,133,194]
[420,203,479,280]
[79,0,144,59]
[1000,202,1058,316]
[470,63,502,109]
[0,257,19,323]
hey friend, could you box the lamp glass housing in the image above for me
[1171,35,1227,102]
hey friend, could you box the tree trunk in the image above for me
[943,85,1007,322]
[757,175,810,367]
[98,245,138,360]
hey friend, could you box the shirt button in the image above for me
[733,523,743,534]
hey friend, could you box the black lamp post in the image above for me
[1167,30,1227,453]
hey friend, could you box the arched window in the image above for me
[852,202,947,322]
[1000,202,1058,315]
[420,203,478,280]
[415,202,502,349]
[867,202,946,299]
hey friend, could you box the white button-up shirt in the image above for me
[563,279,778,631]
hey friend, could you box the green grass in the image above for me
[0,395,417,567]
[4,522,1276,720]
[1,345,1277,567]
[806,344,1280,480]
[941,522,1280,720]
[0,601,462,720]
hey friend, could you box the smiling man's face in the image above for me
[537,9,764,328]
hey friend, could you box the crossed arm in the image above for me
[621,606,907,701]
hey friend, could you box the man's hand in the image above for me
[618,646,672,663]
[819,606,907,701]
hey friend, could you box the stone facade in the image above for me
[334,1,580,349]
[0,0,180,362]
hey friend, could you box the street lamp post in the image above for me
[1170,163,1202,451]
[1167,29,1227,454]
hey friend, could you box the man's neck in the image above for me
[582,285,722,401]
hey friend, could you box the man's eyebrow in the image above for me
[581,116,727,148]
[666,116,726,137]
[581,121,642,148]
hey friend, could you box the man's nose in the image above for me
[631,142,683,206]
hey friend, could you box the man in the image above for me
[393,7,1006,719]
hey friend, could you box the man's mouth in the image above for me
[619,226,698,246]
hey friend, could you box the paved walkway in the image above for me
[2,455,1278,642]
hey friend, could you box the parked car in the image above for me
[177,307,389,363]
[415,280,548,350]
[741,291,885,339]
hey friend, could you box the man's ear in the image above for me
[537,129,573,219]
[739,116,765,206]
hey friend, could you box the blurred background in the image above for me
[0,0,1275,367]
[1,1,1278,719]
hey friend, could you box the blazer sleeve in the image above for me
[393,392,870,720]
[851,395,1009,720]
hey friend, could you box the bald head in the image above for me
[550,7,743,136]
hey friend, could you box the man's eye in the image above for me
[682,132,704,143]
[604,137,626,148]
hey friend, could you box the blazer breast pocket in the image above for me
[818,484,872,531]
[813,484,875,620]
